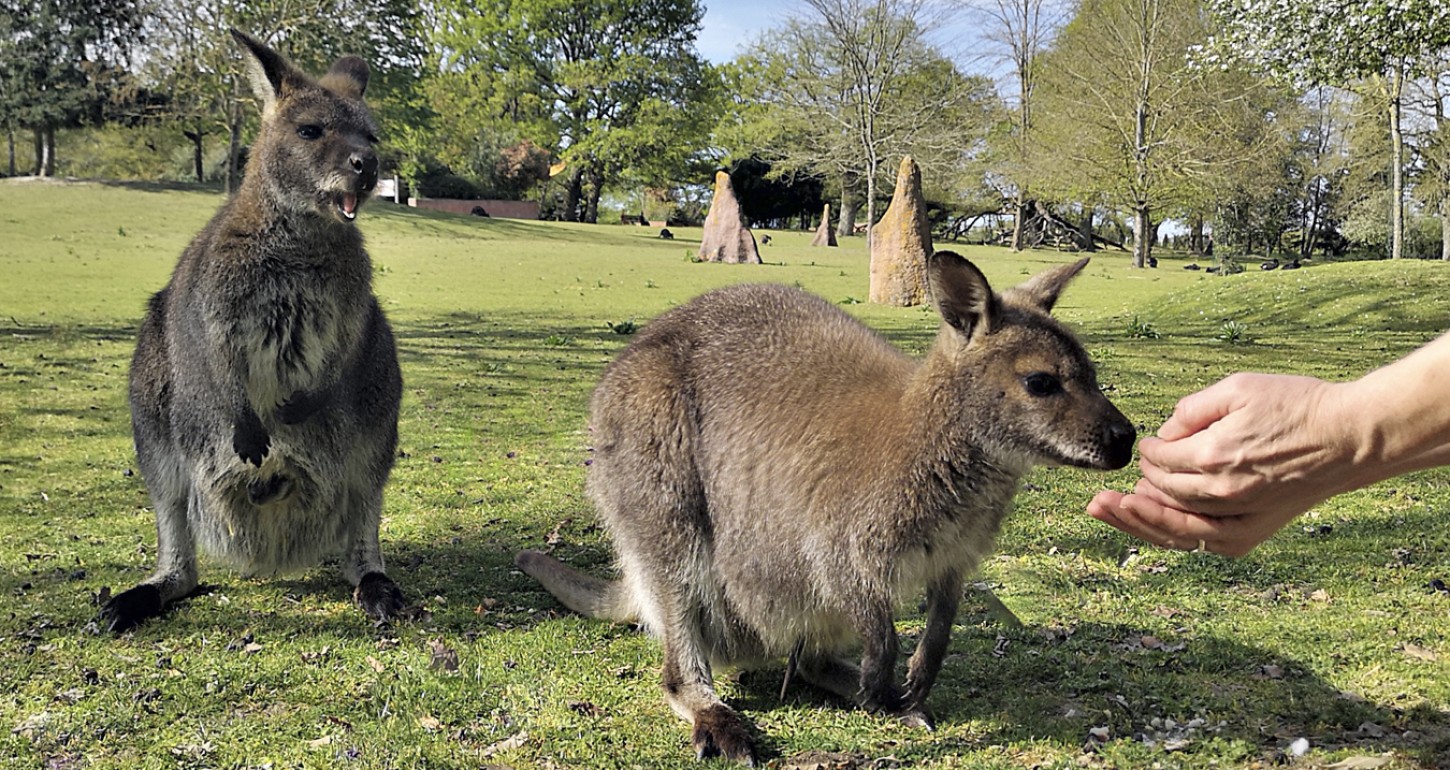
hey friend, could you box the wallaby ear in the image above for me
[928,251,997,338]
[231,29,305,114]
[1006,257,1090,313]
[320,56,369,99]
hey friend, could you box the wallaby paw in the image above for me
[354,572,408,622]
[99,584,163,634]
[246,474,294,506]
[232,423,270,467]
[691,704,757,766]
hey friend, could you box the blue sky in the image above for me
[698,1,791,63]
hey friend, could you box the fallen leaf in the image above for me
[242,642,264,655]
[1257,664,1285,679]
[545,519,572,548]
[1327,756,1392,769]
[307,735,333,748]
[428,638,460,672]
[1308,588,1331,603]
[418,715,443,732]
[1402,643,1437,662]
[1140,635,1163,650]
[481,731,528,757]
[365,656,386,673]
[12,712,51,737]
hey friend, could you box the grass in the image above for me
[2,178,1449,769]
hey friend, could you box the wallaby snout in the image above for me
[351,150,379,191]
[1097,411,1137,470]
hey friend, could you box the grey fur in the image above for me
[517,251,1136,764]
[101,31,405,633]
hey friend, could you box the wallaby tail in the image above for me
[515,550,635,623]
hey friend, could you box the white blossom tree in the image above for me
[1204,0,1450,259]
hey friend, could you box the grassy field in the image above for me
[2,178,1449,769]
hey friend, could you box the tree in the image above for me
[1405,60,1450,260]
[1206,0,1450,259]
[967,0,1068,251]
[0,0,144,176]
[432,0,718,222]
[136,0,425,189]
[1030,0,1280,267]
[735,0,995,254]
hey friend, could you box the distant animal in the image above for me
[100,30,408,633]
[1260,258,1278,270]
[1147,255,1157,268]
[516,252,1136,764]
[1281,259,1301,270]
[760,234,772,245]
[470,205,490,217]
[659,228,674,240]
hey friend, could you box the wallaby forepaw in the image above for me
[232,424,270,467]
[691,704,757,766]
[99,584,163,634]
[354,572,408,622]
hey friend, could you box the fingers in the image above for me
[1088,488,1255,557]
[1156,379,1238,441]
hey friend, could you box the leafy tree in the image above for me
[1029,0,1281,267]
[0,0,144,176]
[137,0,426,188]
[1206,0,1450,259]
[432,0,718,222]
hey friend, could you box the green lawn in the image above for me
[2,178,1448,769]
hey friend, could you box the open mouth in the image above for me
[332,191,361,221]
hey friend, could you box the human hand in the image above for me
[1088,373,1363,556]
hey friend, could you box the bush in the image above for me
[416,172,484,200]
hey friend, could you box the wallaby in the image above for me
[100,31,407,633]
[517,252,1135,765]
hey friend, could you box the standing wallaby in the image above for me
[517,252,1136,765]
[100,31,406,633]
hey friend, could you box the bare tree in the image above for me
[747,0,989,254]
[965,0,1068,250]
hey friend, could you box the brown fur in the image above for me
[517,252,1135,764]
[100,31,406,633]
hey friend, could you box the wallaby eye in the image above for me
[1022,372,1062,397]
[297,124,323,140]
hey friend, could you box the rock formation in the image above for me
[698,170,761,264]
[810,203,837,247]
[869,156,931,306]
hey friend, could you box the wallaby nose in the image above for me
[1101,419,1137,470]
[351,152,378,192]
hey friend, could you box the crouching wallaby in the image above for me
[100,31,407,633]
[517,252,1135,764]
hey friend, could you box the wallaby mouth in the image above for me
[332,190,362,222]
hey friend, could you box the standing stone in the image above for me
[698,170,761,264]
[869,156,932,306]
[810,203,837,247]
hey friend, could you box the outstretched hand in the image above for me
[1088,373,1361,556]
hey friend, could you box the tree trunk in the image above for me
[561,165,584,222]
[1389,63,1405,260]
[1132,206,1151,268]
[1188,214,1205,255]
[1011,195,1027,251]
[45,126,57,176]
[864,159,877,257]
[1078,207,1096,252]
[583,167,603,224]
[184,129,205,183]
[6,126,14,177]
[837,174,859,238]
[1442,197,1450,261]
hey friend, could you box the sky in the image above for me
[697,1,793,63]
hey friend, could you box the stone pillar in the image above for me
[869,156,932,306]
[698,170,762,264]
